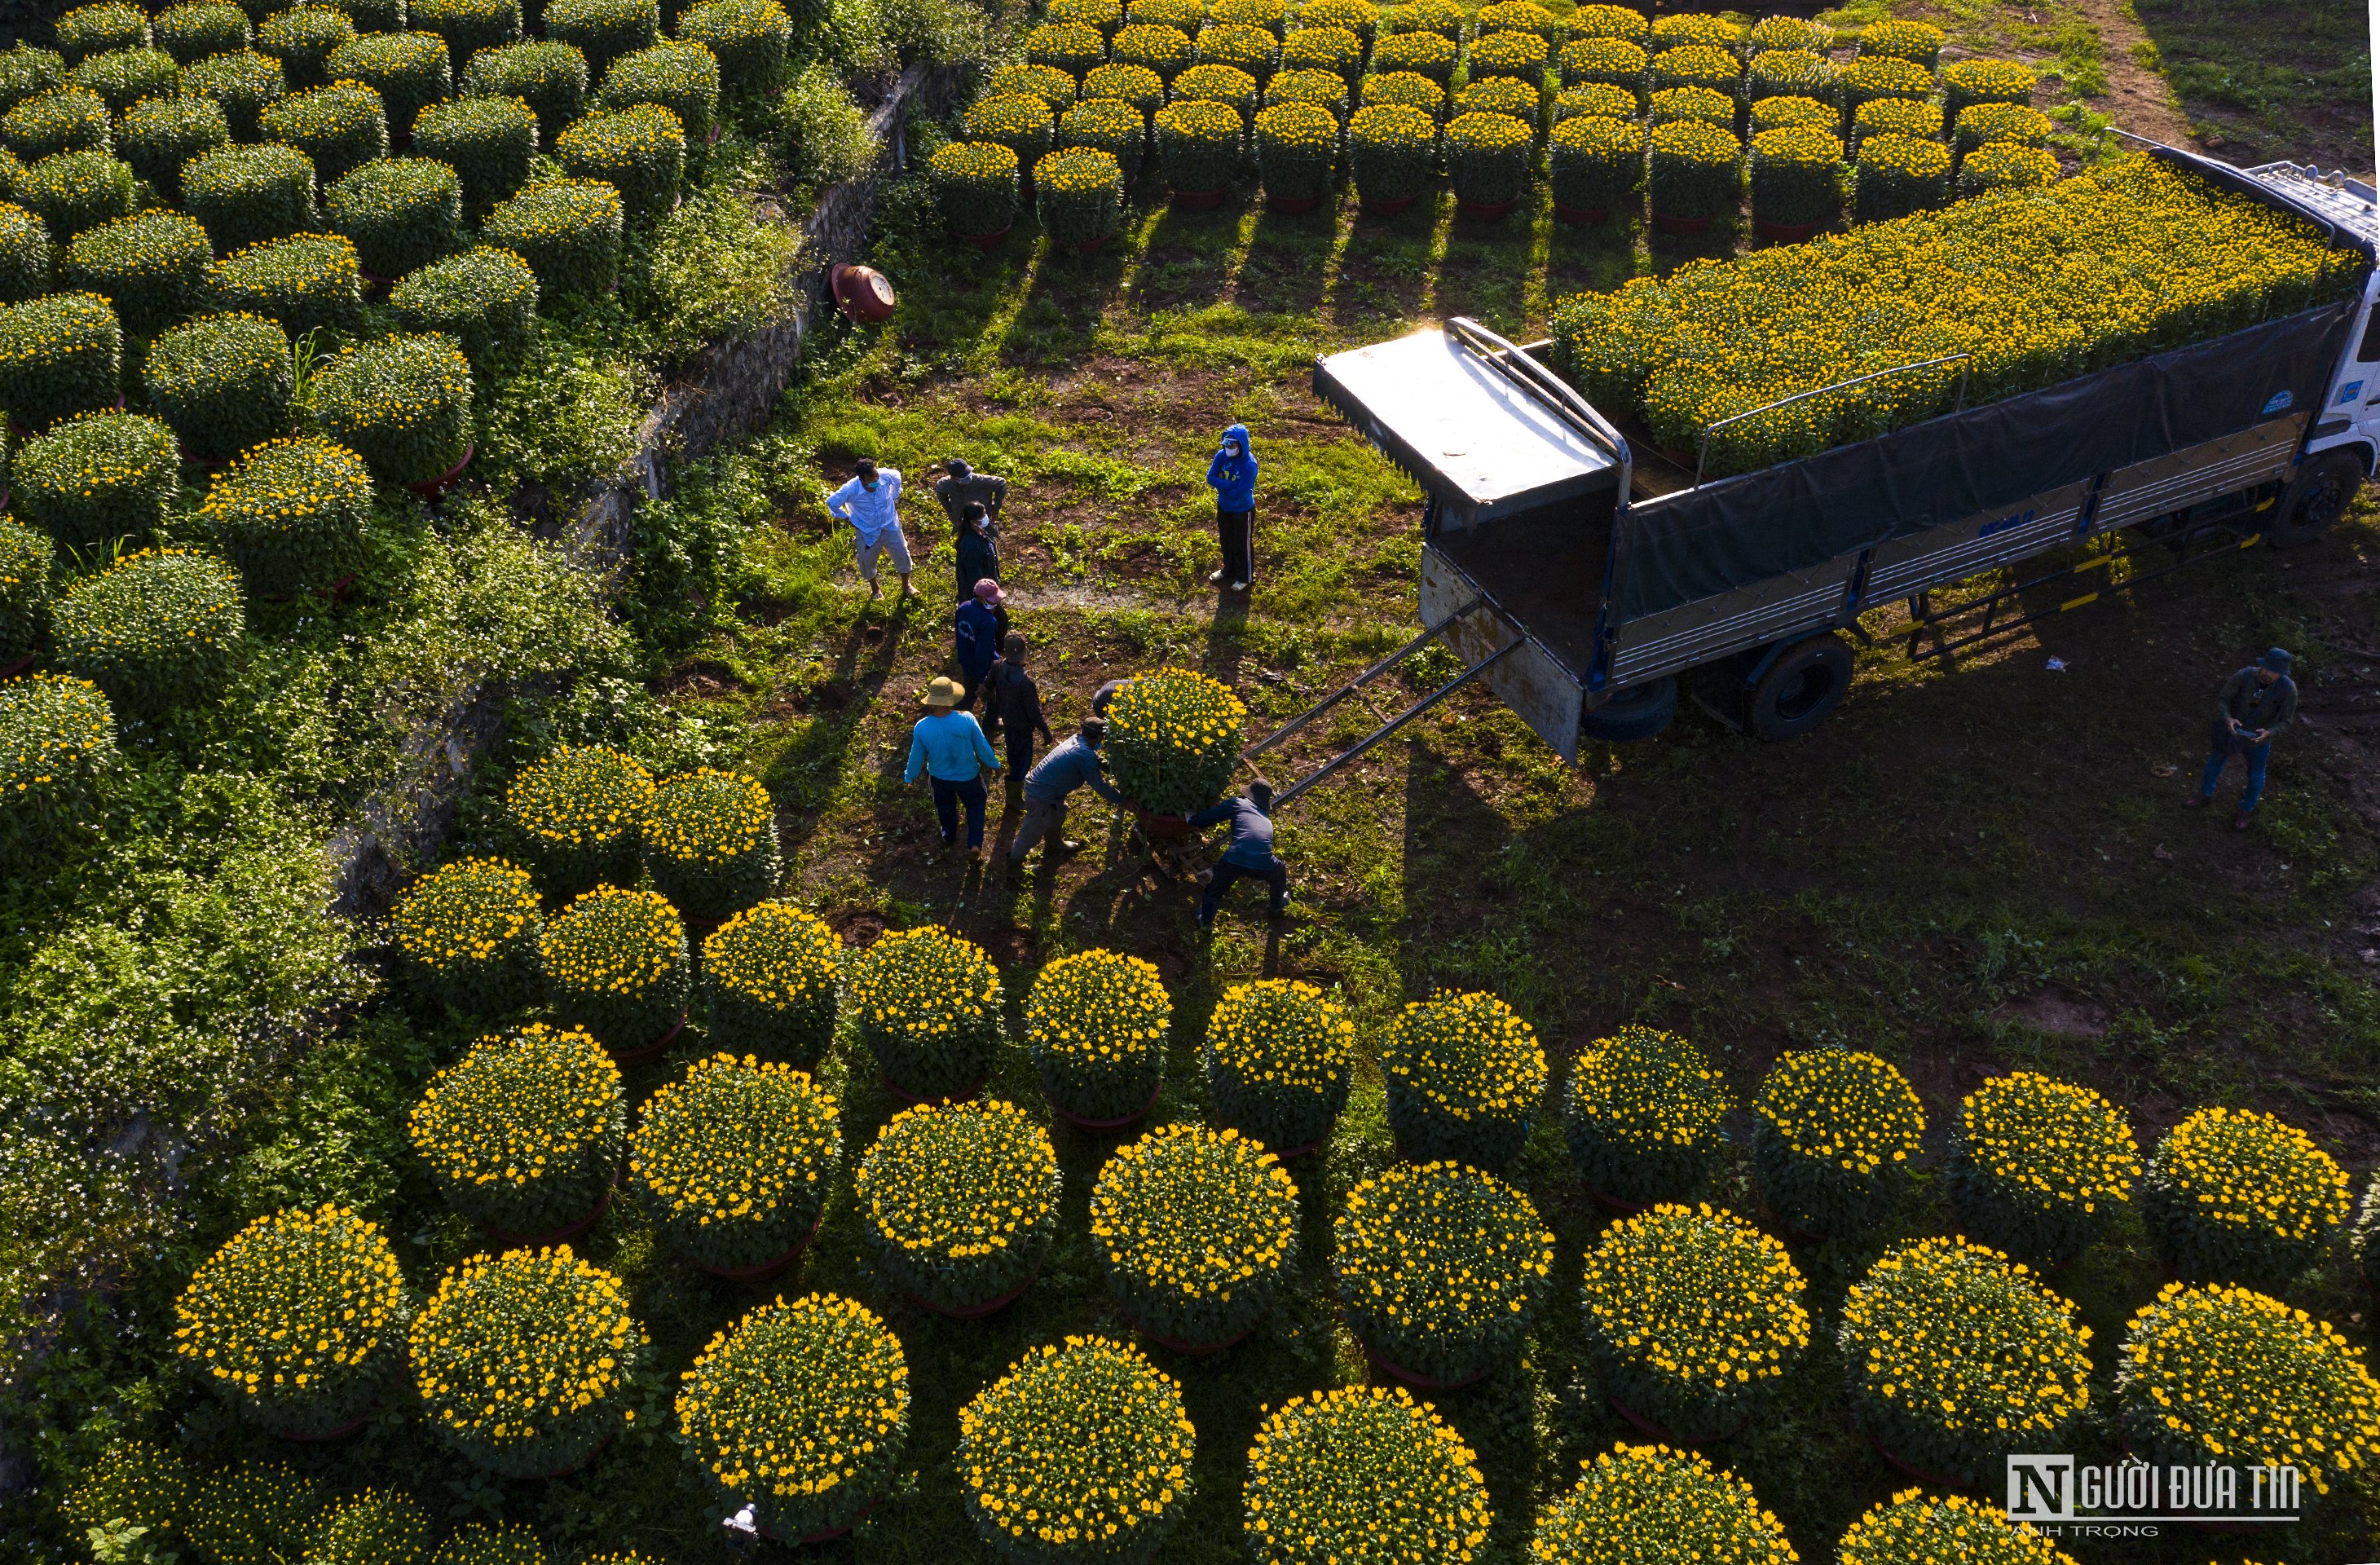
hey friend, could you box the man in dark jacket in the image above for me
[2185,647,2298,830]
[1188,781,1286,928]
[1205,422,1258,592]
[954,580,1005,715]
[1007,717,1126,865]
[954,500,1000,604]
[985,632,1052,787]
[936,457,1008,526]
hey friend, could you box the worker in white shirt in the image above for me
[825,457,916,599]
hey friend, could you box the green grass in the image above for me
[2131,0,2375,168]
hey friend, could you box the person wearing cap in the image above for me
[1187,782,1287,928]
[954,500,1001,605]
[826,457,915,600]
[934,457,1007,528]
[1009,716,1125,865]
[2185,647,2298,830]
[905,675,1002,854]
[954,578,1007,716]
[1205,421,1259,592]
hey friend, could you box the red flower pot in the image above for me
[1171,187,1226,209]
[831,262,897,323]
[1360,192,1418,216]
[1554,203,1609,226]
[1457,196,1517,219]
[1266,192,1320,213]
[1608,1393,1749,1446]
[1582,1181,1655,1216]
[482,1186,614,1251]
[1067,234,1110,254]
[694,1210,826,1282]
[910,1258,1045,1319]
[1755,217,1821,242]
[1864,1431,1969,1489]
[272,1409,372,1443]
[1052,1079,1161,1133]
[1650,210,1714,236]
[403,443,475,499]
[1363,1340,1488,1391]
[963,224,1012,250]
[0,655,33,680]
[1125,1305,1257,1356]
[604,1012,685,1067]
[881,1073,987,1106]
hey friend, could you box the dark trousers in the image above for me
[931,774,989,848]
[1216,508,1254,586]
[957,663,994,717]
[1003,732,1036,785]
[1200,855,1287,919]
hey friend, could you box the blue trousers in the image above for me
[2199,741,2271,813]
[931,774,988,847]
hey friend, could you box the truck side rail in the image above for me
[1692,355,1973,487]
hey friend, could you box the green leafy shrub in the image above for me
[1839,52,1931,120]
[183,143,317,254]
[1034,143,1122,247]
[959,90,1053,170]
[257,5,357,90]
[183,50,286,139]
[1952,100,2052,157]
[1263,66,1346,124]
[1558,35,1643,97]
[306,1492,435,1565]
[411,94,535,211]
[540,884,691,1052]
[409,1248,646,1479]
[505,743,652,893]
[1202,977,1351,1153]
[554,103,683,218]
[60,1439,184,1548]
[1278,23,1357,88]
[0,290,119,430]
[459,37,585,138]
[327,0,408,31]
[1646,116,1737,218]
[0,672,114,847]
[1465,26,1545,84]
[1749,123,1840,227]
[1748,46,1834,107]
[641,765,778,922]
[1052,0,1122,36]
[1092,1122,1295,1345]
[55,2,150,64]
[2113,1281,2378,1502]
[157,0,253,61]
[483,177,622,293]
[1253,98,1333,199]
[0,516,51,665]
[1957,139,2056,196]
[1946,1071,2139,1267]
[194,434,371,595]
[2,87,112,164]
[1748,14,1831,54]
[1360,67,1442,121]
[209,231,364,340]
[1082,60,1163,121]
[63,209,212,337]
[771,59,872,190]
[1839,1235,2091,1489]
[1857,16,1941,68]
[677,1294,910,1539]
[958,1338,1194,1561]
[15,408,176,548]
[1111,21,1191,82]
[0,46,65,117]
[1197,21,1276,83]
[1153,95,1240,192]
[324,30,451,133]
[1370,28,1452,83]
[54,546,244,715]
[171,1203,408,1437]
[1346,99,1430,201]
[677,0,791,99]
[1456,73,1538,129]
[1057,96,1143,171]
[632,1054,840,1275]
[262,80,389,186]
[1533,1444,1796,1565]
[544,0,659,79]
[1649,83,1731,129]
[1296,0,1373,46]
[183,1461,324,1565]
[432,1523,548,1565]
[1548,111,1637,213]
[1173,61,1256,124]
[1020,21,1101,80]
[311,330,472,484]
[1443,108,1527,205]
[640,182,797,359]
[409,1018,624,1231]
[1580,1201,1809,1439]
[1850,93,1938,152]
[1942,56,2033,118]
[698,900,840,1067]
[324,155,460,276]
[857,1097,1058,1311]
[1022,948,1168,1120]
[1104,665,1245,811]
[1562,1026,1729,1202]
[2141,1104,2349,1289]
[69,47,181,115]
[597,39,718,144]
[1334,1159,1553,1384]
[1853,130,1948,221]
[928,137,1016,236]
[412,0,523,60]
[1553,82,1637,123]
[1244,1386,1485,1563]
[0,201,48,301]
[391,856,544,1012]
[1381,989,1544,1168]
[389,244,536,365]
[1210,0,1281,33]
[1751,1047,1924,1237]
[1479,0,1559,45]
[1382,0,1462,45]
[2355,1170,2380,1296]
[993,61,1075,117]
[116,93,229,200]
[1649,42,1734,97]
[850,924,1003,1100]
[1749,92,1834,134]
[17,149,134,240]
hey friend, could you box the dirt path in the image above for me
[2065,0,2202,147]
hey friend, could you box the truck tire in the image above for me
[2267,450,2365,548]
[1580,676,1678,742]
[1745,632,1853,741]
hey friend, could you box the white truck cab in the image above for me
[2250,163,2380,473]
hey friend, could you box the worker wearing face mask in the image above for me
[1205,421,1259,593]
[825,456,915,600]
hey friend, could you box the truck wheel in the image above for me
[1580,676,1678,742]
[2267,451,2365,548]
[1746,633,1853,741]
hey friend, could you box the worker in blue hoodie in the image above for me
[1205,421,1258,592]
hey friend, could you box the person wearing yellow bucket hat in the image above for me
[904,674,1003,854]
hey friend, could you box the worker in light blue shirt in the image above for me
[904,675,1001,853]
[826,457,915,600]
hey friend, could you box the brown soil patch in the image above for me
[2064,0,2200,147]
